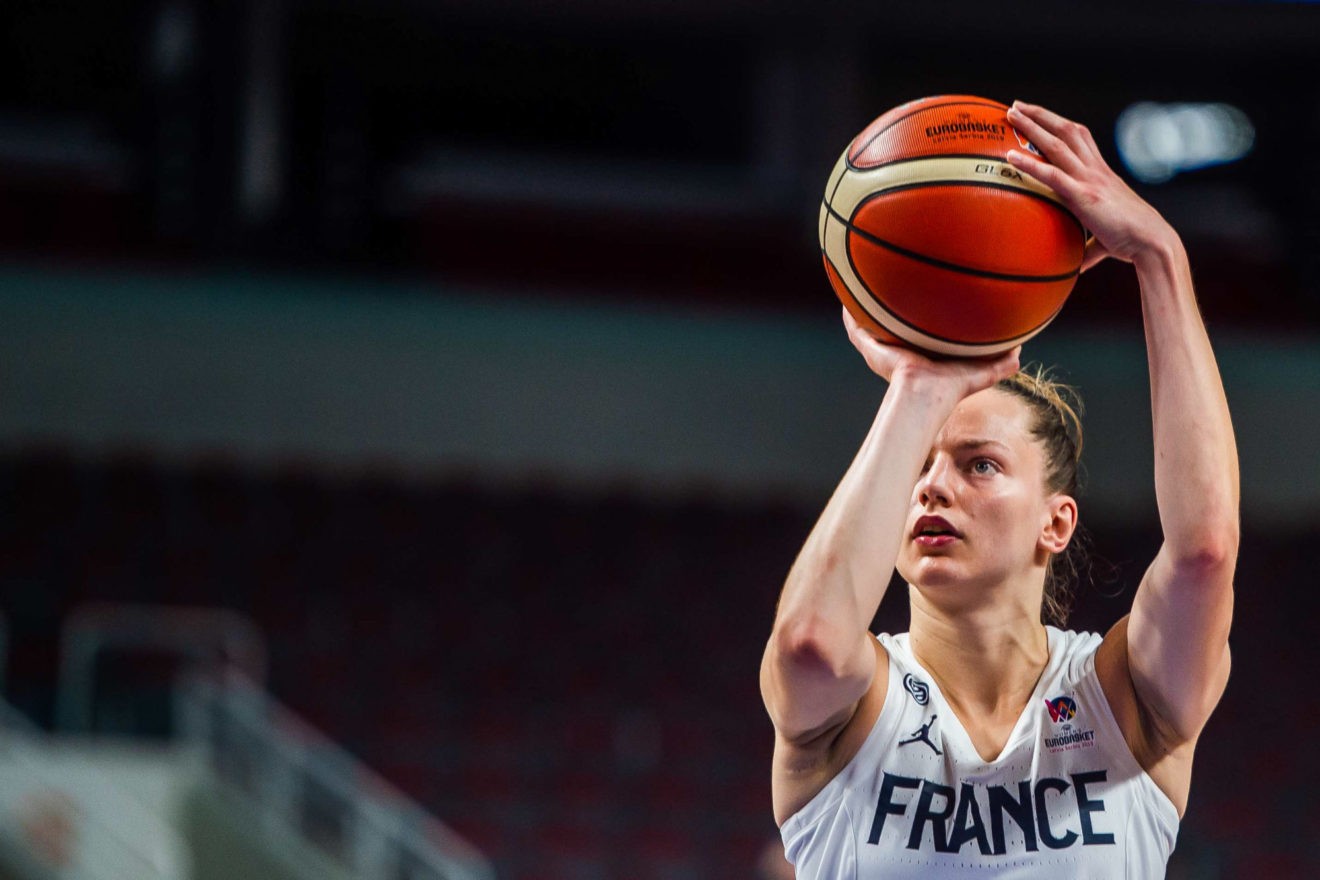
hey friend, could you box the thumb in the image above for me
[993,345,1022,381]
[1079,235,1110,273]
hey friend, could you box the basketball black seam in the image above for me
[849,177,1087,241]
[849,100,1010,167]
[822,198,1082,283]
[829,157,1087,241]
[826,246,941,343]
[827,163,844,221]
[828,214,985,346]
[824,244,1057,348]
[847,152,1028,173]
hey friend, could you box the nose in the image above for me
[915,455,954,508]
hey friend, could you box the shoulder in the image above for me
[1050,625,1105,677]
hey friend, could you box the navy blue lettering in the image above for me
[1071,771,1115,846]
[908,781,956,852]
[949,782,991,855]
[1034,778,1079,849]
[869,771,1114,854]
[869,773,920,844]
[988,782,1037,854]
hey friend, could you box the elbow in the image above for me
[1171,522,1239,578]
[771,614,855,682]
[762,609,873,742]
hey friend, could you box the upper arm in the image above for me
[760,615,883,745]
[1124,542,1236,746]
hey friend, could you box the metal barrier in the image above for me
[55,603,268,734]
[176,670,493,880]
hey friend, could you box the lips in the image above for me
[912,515,962,541]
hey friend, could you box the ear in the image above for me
[1039,494,1078,555]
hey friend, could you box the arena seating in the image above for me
[0,448,1314,878]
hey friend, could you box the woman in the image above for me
[760,100,1238,877]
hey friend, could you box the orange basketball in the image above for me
[819,95,1086,357]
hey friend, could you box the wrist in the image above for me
[1131,228,1187,276]
[887,368,963,413]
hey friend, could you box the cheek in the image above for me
[983,493,1046,542]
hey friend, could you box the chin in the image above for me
[906,554,1015,595]
[903,558,967,589]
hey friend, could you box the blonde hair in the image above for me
[996,365,1086,626]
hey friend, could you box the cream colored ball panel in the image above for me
[820,152,1062,358]
[827,156,1062,220]
[818,150,851,248]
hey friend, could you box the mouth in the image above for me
[912,515,962,546]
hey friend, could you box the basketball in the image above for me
[819,95,1086,357]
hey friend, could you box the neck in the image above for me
[907,589,1050,718]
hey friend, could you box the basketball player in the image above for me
[761,100,1238,876]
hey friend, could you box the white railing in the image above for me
[176,670,493,880]
[55,603,269,734]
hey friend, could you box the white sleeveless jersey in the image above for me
[781,627,1178,879]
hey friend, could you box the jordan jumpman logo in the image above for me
[899,713,942,755]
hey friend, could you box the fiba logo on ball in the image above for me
[1012,125,1043,155]
[818,94,1086,357]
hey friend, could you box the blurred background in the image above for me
[1,1,1318,878]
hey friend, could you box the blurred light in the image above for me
[1115,102,1255,184]
[151,1,196,80]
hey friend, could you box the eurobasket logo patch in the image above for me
[1043,694,1096,752]
[1045,696,1077,723]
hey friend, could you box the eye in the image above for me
[970,458,1000,476]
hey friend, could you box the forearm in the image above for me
[1137,235,1241,560]
[774,378,955,650]
[1117,235,1240,746]
[762,311,1020,738]
[1004,99,1238,747]
[763,379,952,738]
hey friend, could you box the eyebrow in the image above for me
[950,438,1013,456]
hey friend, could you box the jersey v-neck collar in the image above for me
[900,625,1060,766]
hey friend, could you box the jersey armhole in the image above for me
[1077,645,1181,827]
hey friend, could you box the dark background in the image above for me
[1,1,1318,877]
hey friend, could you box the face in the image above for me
[896,388,1075,604]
